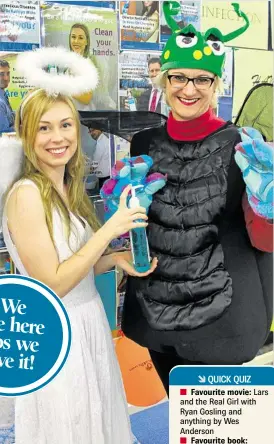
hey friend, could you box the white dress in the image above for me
[2,180,133,444]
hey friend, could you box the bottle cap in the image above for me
[129,185,143,209]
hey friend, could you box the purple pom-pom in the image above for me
[146,172,167,183]
[101,179,117,195]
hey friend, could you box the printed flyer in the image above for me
[120,1,161,50]
[0,0,41,52]
[119,51,167,114]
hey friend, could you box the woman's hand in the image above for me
[104,185,148,240]
[115,250,158,277]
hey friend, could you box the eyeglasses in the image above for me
[167,74,215,90]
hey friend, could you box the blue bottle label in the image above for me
[130,227,150,272]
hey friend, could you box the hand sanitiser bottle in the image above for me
[47,64,58,74]
[127,90,137,111]
[129,186,151,273]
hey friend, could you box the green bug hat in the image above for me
[161,2,249,77]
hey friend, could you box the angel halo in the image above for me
[17,46,99,96]
[17,46,99,119]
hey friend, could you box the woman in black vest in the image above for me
[122,2,273,394]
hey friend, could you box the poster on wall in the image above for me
[119,51,168,115]
[42,2,118,194]
[0,0,41,52]
[160,0,201,43]
[233,48,273,119]
[202,1,269,50]
[42,2,118,111]
[0,52,33,111]
[119,1,161,51]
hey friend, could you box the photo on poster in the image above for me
[0,0,41,52]
[119,1,161,50]
[160,0,201,43]
[0,52,33,110]
[0,51,34,134]
[119,51,168,115]
[42,3,118,194]
[42,2,118,111]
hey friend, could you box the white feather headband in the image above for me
[16,46,99,96]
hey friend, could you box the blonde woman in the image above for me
[69,23,116,110]
[68,23,93,110]
[1,89,157,443]
[140,1,159,43]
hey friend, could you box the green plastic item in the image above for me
[161,1,249,77]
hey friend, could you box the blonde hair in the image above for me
[155,70,224,110]
[14,89,101,243]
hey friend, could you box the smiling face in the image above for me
[148,62,161,86]
[165,68,216,121]
[70,27,88,56]
[34,101,78,174]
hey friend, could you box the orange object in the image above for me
[115,335,166,407]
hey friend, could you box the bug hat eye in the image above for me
[176,33,198,48]
[206,35,225,56]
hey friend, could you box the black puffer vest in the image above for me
[122,123,273,364]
